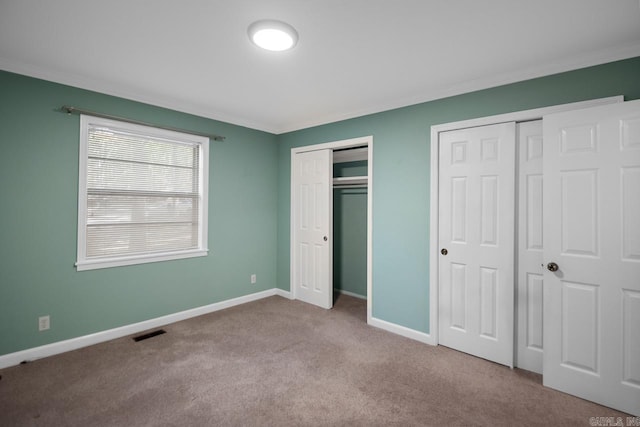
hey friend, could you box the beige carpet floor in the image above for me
[0,294,629,426]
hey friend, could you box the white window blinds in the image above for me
[76,115,209,271]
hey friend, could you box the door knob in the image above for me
[547,262,559,272]
[323,236,328,241]
[441,248,448,255]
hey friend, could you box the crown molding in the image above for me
[0,57,280,134]
[274,42,640,134]
[3,41,640,136]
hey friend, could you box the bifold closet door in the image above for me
[292,149,333,309]
[542,100,640,416]
[438,122,516,367]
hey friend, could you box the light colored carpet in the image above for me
[0,294,628,426]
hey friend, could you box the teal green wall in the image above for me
[333,161,368,298]
[0,71,278,356]
[277,57,640,333]
[2,57,640,357]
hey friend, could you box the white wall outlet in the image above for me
[38,315,50,331]
[250,274,257,284]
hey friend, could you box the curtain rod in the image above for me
[60,105,226,142]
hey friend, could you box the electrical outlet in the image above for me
[38,315,50,331]
[250,274,257,284]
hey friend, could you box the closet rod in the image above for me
[60,105,226,141]
[333,184,368,189]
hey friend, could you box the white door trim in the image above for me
[291,135,373,323]
[428,96,623,346]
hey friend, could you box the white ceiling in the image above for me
[1,0,639,134]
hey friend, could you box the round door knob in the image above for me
[441,248,448,255]
[323,236,328,242]
[547,262,559,272]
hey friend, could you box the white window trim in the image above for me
[76,115,209,271]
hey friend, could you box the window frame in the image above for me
[75,114,209,271]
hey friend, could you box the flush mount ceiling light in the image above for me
[248,20,298,52]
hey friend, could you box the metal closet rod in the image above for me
[60,105,226,142]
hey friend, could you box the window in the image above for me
[76,115,208,271]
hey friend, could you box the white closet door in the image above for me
[438,122,516,367]
[516,120,544,374]
[292,149,333,309]
[543,100,640,416]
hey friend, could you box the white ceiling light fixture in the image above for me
[248,20,298,52]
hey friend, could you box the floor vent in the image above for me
[133,329,166,342]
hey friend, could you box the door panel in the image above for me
[516,120,544,374]
[438,122,516,367]
[479,266,497,338]
[560,170,598,256]
[543,100,640,416]
[561,281,599,373]
[293,149,333,309]
[623,289,640,385]
[622,167,640,260]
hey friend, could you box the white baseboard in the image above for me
[368,316,436,346]
[0,288,435,370]
[274,288,292,299]
[0,288,283,369]
[334,289,367,300]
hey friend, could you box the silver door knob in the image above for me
[547,262,559,272]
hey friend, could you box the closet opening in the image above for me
[333,145,368,303]
[290,136,373,322]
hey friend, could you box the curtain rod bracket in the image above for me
[59,105,226,142]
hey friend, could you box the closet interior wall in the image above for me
[333,149,368,300]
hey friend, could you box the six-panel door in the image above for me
[293,149,333,309]
[543,100,640,416]
[438,122,516,367]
